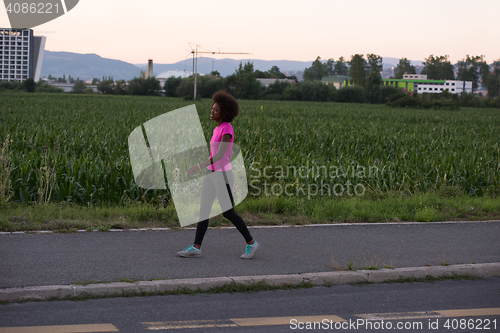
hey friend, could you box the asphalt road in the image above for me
[1,221,499,289]
[1,277,499,332]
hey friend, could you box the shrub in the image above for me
[380,86,406,103]
[282,85,302,101]
[489,96,500,108]
[23,78,36,92]
[335,86,366,103]
[387,95,420,108]
[300,81,335,102]
[36,82,64,93]
[459,92,485,107]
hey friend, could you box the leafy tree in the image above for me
[268,66,287,79]
[98,79,114,94]
[197,75,226,98]
[266,80,291,96]
[479,62,491,86]
[254,69,269,78]
[128,77,161,96]
[421,55,454,80]
[57,74,66,83]
[114,80,128,95]
[233,62,261,99]
[366,54,383,74]
[484,60,500,98]
[210,70,221,77]
[365,71,382,103]
[394,58,416,79]
[456,55,488,92]
[349,54,367,86]
[333,56,349,75]
[175,75,194,97]
[164,76,183,97]
[72,79,86,94]
[91,78,100,85]
[303,56,326,81]
[324,59,335,76]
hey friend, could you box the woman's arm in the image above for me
[186,134,232,175]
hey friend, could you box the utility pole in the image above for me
[189,44,250,100]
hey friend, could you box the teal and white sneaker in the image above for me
[177,245,201,258]
[241,241,260,259]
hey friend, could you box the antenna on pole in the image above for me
[188,43,251,100]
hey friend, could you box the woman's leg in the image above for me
[194,171,216,247]
[219,171,253,243]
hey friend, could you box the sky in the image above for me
[1,0,499,65]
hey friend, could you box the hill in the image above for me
[41,51,143,81]
[40,51,425,81]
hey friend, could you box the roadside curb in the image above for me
[1,220,499,235]
[1,263,499,303]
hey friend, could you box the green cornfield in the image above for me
[0,92,499,205]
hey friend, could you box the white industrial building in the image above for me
[416,80,472,94]
[156,70,195,86]
[383,73,473,95]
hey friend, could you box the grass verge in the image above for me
[0,190,499,232]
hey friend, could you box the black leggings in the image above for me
[194,170,253,246]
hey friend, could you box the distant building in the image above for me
[403,73,427,80]
[46,83,98,93]
[257,78,296,87]
[321,75,351,89]
[326,72,472,94]
[157,70,194,85]
[382,78,472,94]
[0,28,46,82]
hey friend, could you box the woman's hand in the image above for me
[186,165,201,175]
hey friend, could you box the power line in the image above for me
[188,43,250,100]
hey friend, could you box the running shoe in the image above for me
[177,245,201,258]
[241,241,260,259]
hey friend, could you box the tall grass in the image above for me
[0,134,14,204]
[0,93,499,205]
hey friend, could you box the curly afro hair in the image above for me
[212,90,240,123]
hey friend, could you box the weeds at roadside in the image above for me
[37,143,58,206]
[1,280,315,305]
[384,273,481,284]
[345,261,356,271]
[0,134,14,205]
[437,246,455,266]
[331,253,398,271]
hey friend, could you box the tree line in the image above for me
[303,54,500,97]
[1,54,499,106]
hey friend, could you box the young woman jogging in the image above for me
[178,90,260,259]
